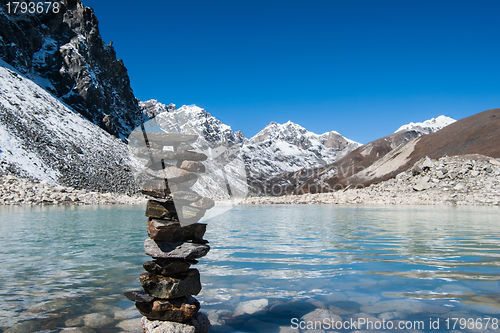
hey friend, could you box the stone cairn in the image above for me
[125,132,214,333]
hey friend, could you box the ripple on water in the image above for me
[0,204,499,332]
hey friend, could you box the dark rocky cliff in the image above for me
[0,0,146,139]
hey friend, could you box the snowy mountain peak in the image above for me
[242,120,361,179]
[250,120,359,149]
[395,115,456,134]
[139,100,236,147]
[251,121,309,144]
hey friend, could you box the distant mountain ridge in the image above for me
[271,109,500,195]
[243,120,360,179]
[138,100,361,197]
[395,115,456,134]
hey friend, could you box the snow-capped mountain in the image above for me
[395,115,456,134]
[244,121,361,176]
[138,100,361,197]
[275,109,500,196]
[136,102,249,201]
[0,62,138,193]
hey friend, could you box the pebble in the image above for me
[234,299,269,316]
[0,175,146,205]
[82,313,114,328]
[3,321,41,333]
[60,328,97,333]
[300,308,342,326]
[113,306,142,320]
[116,318,142,333]
[141,312,211,333]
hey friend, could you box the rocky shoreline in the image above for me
[0,175,146,205]
[3,155,500,207]
[243,155,500,206]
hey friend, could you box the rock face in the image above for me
[0,0,146,139]
[125,133,211,333]
[243,155,500,206]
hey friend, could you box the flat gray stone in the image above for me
[144,166,197,183]
[147,219,206,242]
[143,258,196,276]
[189,197,215,210]
[140,270,201,299]
[124,290,154,303]
[141,179,171,199]
[300,309,342,326]
[178,205,206,225]
[172,191,202,203]
[141,312,211,333]
[144,239,210,259]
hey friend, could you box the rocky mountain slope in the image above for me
[0,62,139,193]
[138,100,361,198]
[244,155,500,206]
[273,109,500,195]
[0,0,146,139]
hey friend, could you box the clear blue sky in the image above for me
[83,0,500,144]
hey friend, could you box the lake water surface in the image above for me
[0,204,499,332]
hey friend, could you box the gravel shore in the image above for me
[3,155,499,207]
[242,155,500,206]
[0,175,146,205]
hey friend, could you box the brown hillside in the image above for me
[274,108,500,195]
[410,108,500,159]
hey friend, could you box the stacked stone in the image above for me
[126,133,214,333]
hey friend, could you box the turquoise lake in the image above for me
[1,204,500,332]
